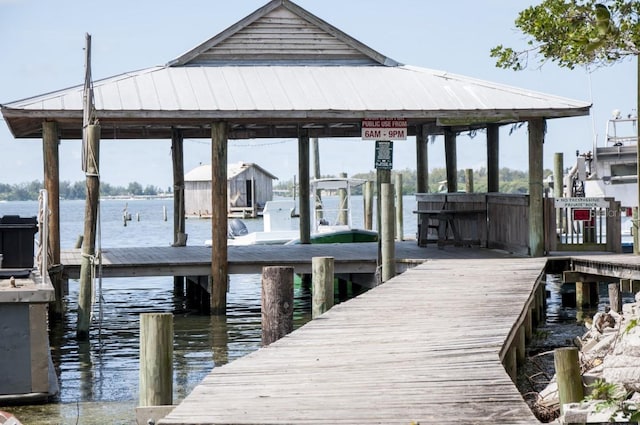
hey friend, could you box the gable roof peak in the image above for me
[168,0,399,67]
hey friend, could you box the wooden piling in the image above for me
[338,172,348,225]
[43,121,63,319]
[381,183,395,282]
[210,122,228,315]
[139,313,173,407]
[312,257,334,319]
[608,283,622,313]
[528,118,545,257]
[364,180,373,230]
[464,168,474,193]
[261,266,294,346]
[74,235,84,249]
[298,134,311,244]
[395,173,403,241]
[554,347,584,414]
[77,124,100,340]
[444,129,457,193]
[415,124,429,193]
[554,153,564,232]
[575,281,590,308]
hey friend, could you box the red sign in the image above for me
[572,209,592,221]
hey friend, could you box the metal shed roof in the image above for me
[185,162,278,182]
[0,0,590,141]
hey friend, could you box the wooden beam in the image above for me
[528,119,545,257]
[415,125,429,193]
[210,122,228,315]
[444,129,457,193]
[486,124,499,193]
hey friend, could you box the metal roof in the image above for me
[185,162,278,182]
[0,0,590,140]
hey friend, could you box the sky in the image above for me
[0,0,636,189]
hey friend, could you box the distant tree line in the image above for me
[274,167,552,196]
[0,180,169,201]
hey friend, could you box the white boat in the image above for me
[207,177,378,246]
[568,111,637,251]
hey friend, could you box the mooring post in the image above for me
[554,347,584,415]
[261,266,294,346]
[381,183,396,282]
[77,124,100,340]
[312,257,334,319]
[608,283,622,313]
[139,313,173,407]
[364,180,373,230]
[395,173,403,241]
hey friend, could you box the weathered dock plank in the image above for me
[60,242,515,279]
[159,256,547,425]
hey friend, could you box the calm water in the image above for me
[0,196,418,424]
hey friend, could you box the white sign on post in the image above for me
[554,197,610,209]
[362,118,407,140]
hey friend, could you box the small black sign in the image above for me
[375,141,393,170]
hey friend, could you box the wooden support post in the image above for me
[415,125,429,193]
[444,129,457,193]
[43,122,63,319]
[261,266,294,346]
[486,124,499,193]
[210,122,228,315]
[338,172,348,225]
[139,313,173,407]
[381,183,396,282]
[298,134,311,244]
[554,347,584,414]
[171,129,186,247]
[516,325,526,366]
[538,285,546,324]
[77,124,100,340]
[620,278,631,293]
[634,207,639,255]
[575,281,590,308]
[377,168,391,264]
[608,283,622,313]
[464,168,474,193]
[554,153,564,232]
[312,137,323,221]
[364,181,373,230]
[395,173,403,241]
[504,345,517,382]
[528,119,545,257]
[524,308,533,342]
[312,257,334,319]
[172,129,187,295]
[606,200,622,253]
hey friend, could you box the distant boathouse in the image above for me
[185,162,278,218]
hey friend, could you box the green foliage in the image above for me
[274,167,549,196]
[584,379,640,422]
[624,317,639,334]
[491,0,640,70]
[0,180,165,201]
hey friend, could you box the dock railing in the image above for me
[545,196,622,253]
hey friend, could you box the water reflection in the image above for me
[0,273,313,424]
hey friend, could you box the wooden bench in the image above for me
[414,209,485,248]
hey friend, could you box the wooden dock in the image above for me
[59,241,515,279]
[159,254,548,425]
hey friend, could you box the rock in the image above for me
[602,354,640,392]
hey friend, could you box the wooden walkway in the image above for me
[59,241,515,279]
[159,254,548,425]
